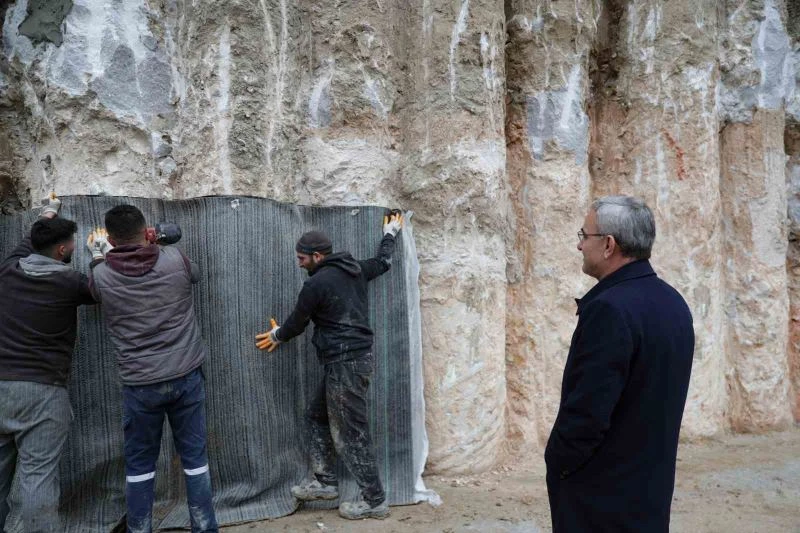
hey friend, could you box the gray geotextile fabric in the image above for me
[0,196,435,532]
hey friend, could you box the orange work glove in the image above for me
[255,318,281,352]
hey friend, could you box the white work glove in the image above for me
[383,211,403,237]
[86,228,113,260]
[40,192,61,218]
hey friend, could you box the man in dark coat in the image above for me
[255,212,403,520]
[0,195,98,532]
[545,195,694,533]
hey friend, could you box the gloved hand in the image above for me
[255,318,281,352]
[40,192,61,218]
[86,228,113,260]
[383,211,403,237]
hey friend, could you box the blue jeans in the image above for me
[122,368,217,533]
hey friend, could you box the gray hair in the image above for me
[591,196,655,260]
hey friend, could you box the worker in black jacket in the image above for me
[255,212,403,520]
[0,195,99,532]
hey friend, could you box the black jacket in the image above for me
[276,234,396,363]
[545,260,694,533]
[0,228,96,387]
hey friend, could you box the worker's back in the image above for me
[90,244,205,385]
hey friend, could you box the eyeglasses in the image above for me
[577,230,606,242]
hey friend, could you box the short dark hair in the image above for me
[105,205,146,242]
[31,218,78,254]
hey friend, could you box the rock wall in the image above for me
[787,119,800,421]
[589,0,729,437]
[1,0,799,474]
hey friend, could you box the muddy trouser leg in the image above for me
[122,383,168,533]
[166,369,218,533]
[304,376,337,487]
[326,354,385,506]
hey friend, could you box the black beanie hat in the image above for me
[296,231,333,255]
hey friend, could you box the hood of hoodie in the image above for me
[105,244,161,277]
[18,253,71,277]
[312,252,361,277]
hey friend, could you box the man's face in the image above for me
[297,252,321,272]
[578,210,607,279]
[59,237,76,264]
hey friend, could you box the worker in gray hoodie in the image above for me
[0,195,97,532]
[88,204,217,533]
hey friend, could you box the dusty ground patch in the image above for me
[223,428,800,532]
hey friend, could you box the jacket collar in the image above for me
[575,259,656,315]
[105,244,161,277]
[18,253,71,277]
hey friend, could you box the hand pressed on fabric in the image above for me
[383,212,403,237]
[40,192,62,219]
[86,228,113,260]
[255,318,282,352]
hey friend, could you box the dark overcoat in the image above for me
[545,260,694,533]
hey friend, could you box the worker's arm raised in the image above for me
[2,194,64,268]
[40,192,61,219]
[360,212,402,281]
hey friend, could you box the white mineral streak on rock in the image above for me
[214,24,233,195]
[259,0,289,168]
[308,59,334,129]
[449,0,470,100]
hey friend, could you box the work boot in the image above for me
[291,479,339,501]
[338,498,390,520]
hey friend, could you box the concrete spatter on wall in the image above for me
[505,0,599,454]
[17,0,72,46]
[786,122,800,421]
[1,0,176,199]
[1,0,800,475]
[718,0,794,432]
[718,0,796,123]
[721,110,792,431]
[294,0,402,209]
[400,0,508,474]
[589,0,727,437]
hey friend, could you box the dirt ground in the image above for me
[224,428,800,533]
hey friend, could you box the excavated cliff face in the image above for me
[505,0,597,456]
[0,0,798,474]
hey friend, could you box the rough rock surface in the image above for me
[589,0,729,437]
[505,0,597,455]
[787,122,800,420]
[1,0,799,474]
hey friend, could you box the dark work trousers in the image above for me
[305,353,386,506]
[0,380,72,533]
[122,368,218,533]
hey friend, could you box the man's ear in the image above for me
[56,244,66,259]
[108,236,118,247]
[604,235,617,258]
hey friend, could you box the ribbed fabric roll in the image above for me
[0,196,426,532]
